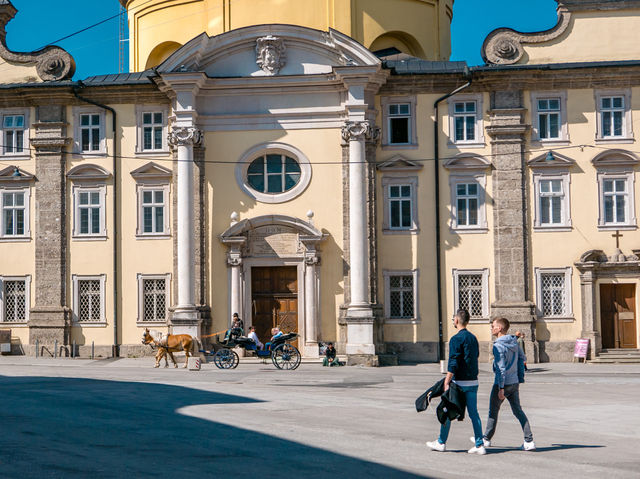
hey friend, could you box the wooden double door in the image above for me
[251,266,298,348]
[600,284,637,349]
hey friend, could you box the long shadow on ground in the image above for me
[0,375,430,478]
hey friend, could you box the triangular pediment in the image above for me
[444,154,491,171]
[377,155,423,171]
[592,149,639,168]
[67,164,111,180]
[528,151,576,169]
[0,165,34,183]
[130,162,173,180]
[157,25,380,78]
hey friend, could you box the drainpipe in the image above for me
[72,82,119,357]
[433,67,472,361]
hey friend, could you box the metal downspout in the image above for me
[72,82,119,357]
[433,68,472,361]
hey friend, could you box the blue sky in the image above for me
[5,0,559,79]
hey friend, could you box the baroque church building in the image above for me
[1,0,639,363]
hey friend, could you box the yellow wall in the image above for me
[126,0,453,71]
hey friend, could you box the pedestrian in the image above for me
[426,309,486,455]
[323,342,340,367]
[515,330,528,371]
[478,318,535,451]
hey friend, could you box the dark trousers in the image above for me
[484,383,533,443]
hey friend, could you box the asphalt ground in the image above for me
[0,357,638,479]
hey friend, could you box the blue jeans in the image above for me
[438,384,484,447]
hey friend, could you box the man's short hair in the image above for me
[456,309,471,325]
[493,317,510,333]
[327,342,333,346]
[248,326,255,331]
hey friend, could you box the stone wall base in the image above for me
[385,341,438,363]
[347,354,379,367]
[538,341,576,362]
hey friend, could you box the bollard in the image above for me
[439,359,446,374]
[54,340,58,358]
[35,339,39,358]
[91,341,95,360]
[72,340,76,358]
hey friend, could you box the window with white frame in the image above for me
[535,267,572,319]
[449,173,488,232]
[532,173,572,229]
[603,177,628,224]
[596,90,633,141]
[79,113,102,152]
[453,101,476,142]
[2,114,25,154]
[381,96,417,147]
[456,183,479,226]
[72,275,106,323]
[0,276,30,323]
[73,186,106,238]
[142,111,164,151]
[1,188,29,238]
[384,270,418,321]
[453,269,489,319]
[137,274,170,322]
[381,176,418,233]
[138,186,169,235]
[532,92,568,142]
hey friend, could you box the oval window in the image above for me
[246,154,301,193]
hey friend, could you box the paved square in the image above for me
[0,358,637,478]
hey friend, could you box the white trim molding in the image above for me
[0,275,31,324]
[595,89,634,144]
[72,274,107,325]
[380,95,417,149]
[447,93,485,148]
[530,91,569,145]
[383,269,419,323]
[136,273,171,324]
[452,268,490,320]
[235,142,312,204]
[381,175,419,234]
[0,108,30,160]
[534,267,573,320]
[72,106,107,157]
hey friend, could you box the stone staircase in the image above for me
[591,349,640,363]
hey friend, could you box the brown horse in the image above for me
[142,328,194,368]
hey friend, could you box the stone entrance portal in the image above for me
[220,215,325,357]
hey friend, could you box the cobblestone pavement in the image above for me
[0,357,638,478]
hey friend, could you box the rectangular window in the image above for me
[539,179,563,225]
[2,114,25,154]
[453,101,476,142]
[142,189,165,234]
[540,273,566,317]
[457,273,485,318]
[389,184,412,229]
[2,191,25,236]
[600,96,625,138]
[80,113,101,152]
[77,279,102,322]
[78,190,102,235]
[603,178,627,224]
[142,112,164,151]
[2,279,26,322]
[142,278,167,321]
[389,274,414,319]
[388,103,410,144]
[537,98,561,139]
[456,183,479,226]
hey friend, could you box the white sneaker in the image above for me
[521,441,536,451]
[470,436,491,447]
[468,445,487,455]
[426,440,446,452]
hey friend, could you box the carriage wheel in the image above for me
[214,349,239,369]
[271,343,301,370]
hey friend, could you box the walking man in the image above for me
[479,317,535,451]
[427,309,486,455]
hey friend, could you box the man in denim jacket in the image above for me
[478,317,535,451]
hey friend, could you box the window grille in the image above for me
[541,273,565,317]
[78,280,101,322]
[389,275,414,318]
[458,274,484,318]
[142,278,166,321]
[4,280,26,322]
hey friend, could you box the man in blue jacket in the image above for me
[477,317,535,451]
[426,309,486,455]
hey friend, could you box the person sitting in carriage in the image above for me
[264,327,284,351]
[247,326,264,350]
[222,313,244,344]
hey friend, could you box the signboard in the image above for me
[0,329,11,354]
[249,226,301,257]
[573,338,589,361]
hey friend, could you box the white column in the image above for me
[304,255,319,357]
[168,127,202,336]
[229,257,242,321]
[342,121,376,356]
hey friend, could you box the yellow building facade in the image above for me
[1,0,639,362]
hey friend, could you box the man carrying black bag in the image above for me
[426,309,486,455]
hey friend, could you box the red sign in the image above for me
[573,338,589,358]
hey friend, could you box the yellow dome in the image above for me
[122,0,454,71]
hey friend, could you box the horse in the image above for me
[142,328,194,368]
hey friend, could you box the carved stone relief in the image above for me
[256,35,286,75]
[248,225,303,257]
[168,127,203,148]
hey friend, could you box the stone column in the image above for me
[576,265,601,358]
[29,105,70,354]
[304,253,319,358]
[342,121,376,361]
[222,236,246,325]
[168,126,203,337]
[486,91,538,361]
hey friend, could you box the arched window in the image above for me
[247,154,301,193]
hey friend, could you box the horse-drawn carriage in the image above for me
[201,329,301,370]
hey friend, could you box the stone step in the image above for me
[590,357,640,363]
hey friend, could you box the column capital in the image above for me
[341,121,379,143]
[168,126,203,148]
[227,255,242,267]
